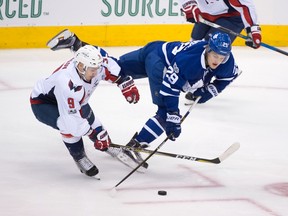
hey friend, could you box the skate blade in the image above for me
[46,29,73,49]
[92,174,101,180]
[116,153,147,173]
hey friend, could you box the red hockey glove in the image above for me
[118,76,140,104]
[88,129,111,151]
[181,3,201,23]
[245,25,262,49]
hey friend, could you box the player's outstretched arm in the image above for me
[116,76,140,104]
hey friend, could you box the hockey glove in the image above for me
[88,129,111,151]
[184,91,197,105]
[181,3,201,23]
[245,25,261,49]
[193,84,218,104]
[166,112,182,141]
[118,76,140,104]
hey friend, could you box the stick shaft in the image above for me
[110,142,221,164]
[114,97,200,188]
[111,142,240,164]
[200,18,288,56]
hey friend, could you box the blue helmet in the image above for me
[207,32,231,56]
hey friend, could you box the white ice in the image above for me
[0,46,288,216]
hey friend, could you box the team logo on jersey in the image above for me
[68,80,82,92]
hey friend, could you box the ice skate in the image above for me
[47,29,82,51]
[119,133,149,169]
[74,154,100,179]
[107,146,147,173]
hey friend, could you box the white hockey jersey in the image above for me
[31,56,121,137]
[179,0,258,27]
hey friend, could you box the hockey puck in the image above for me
[158,190,167,196]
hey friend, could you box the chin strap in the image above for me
[76,66,88,81]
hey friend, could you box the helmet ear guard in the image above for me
[207,32,232,62]
[74,45,103,69]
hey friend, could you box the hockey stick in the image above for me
[110,142,240,164]
[111,97,201,193]
[199,17,288,56]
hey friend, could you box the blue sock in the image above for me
[136,115,165,144]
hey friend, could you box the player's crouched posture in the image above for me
[30,39,140,177]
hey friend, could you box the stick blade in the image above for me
[219,142,240,162]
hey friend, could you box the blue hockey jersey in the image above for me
[118,40,240,113]
[159,40,239,111]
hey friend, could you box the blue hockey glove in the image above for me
[193,84,218,103]
[166,112,181,141]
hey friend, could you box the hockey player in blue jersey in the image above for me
[116,32,240,168]
[178,0,261,105]
[45,30,241,170]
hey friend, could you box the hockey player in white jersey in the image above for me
[178,0,261,104]
[179,0,261,46]
[30,41,140,177]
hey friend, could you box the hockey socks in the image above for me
[136,116,165,144]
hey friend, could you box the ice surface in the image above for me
[0,46,287,216]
